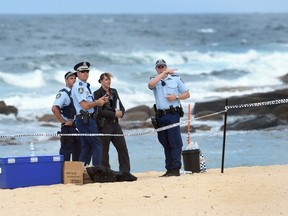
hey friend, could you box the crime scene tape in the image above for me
[0,110,226,139]
[225,98,288,110]
[0,98,287,139]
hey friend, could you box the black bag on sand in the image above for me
[86,165,117,183]
[116,172,137,182]
[86,166,137,183]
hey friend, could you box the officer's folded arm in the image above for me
[178,90,190,100]
[148,71,168,89]
[79,99,105,110]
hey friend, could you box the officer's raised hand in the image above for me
[96,95,108,106]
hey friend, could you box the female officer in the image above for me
[94,73,137,181]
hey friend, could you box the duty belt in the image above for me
[156,106,180,116]
[76,112,97,120]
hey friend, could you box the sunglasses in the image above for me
[157,65,165,69]
[161,80,166,86]
[79,70,89,73]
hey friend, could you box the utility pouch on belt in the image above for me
[176,106,184,117]
[80,110,89,124]
[151,116,158,129]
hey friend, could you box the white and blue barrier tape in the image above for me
[0,98,287,139]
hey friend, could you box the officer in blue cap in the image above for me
[52,71,81,161]
[148,59,190,177]
[71,61,108,166]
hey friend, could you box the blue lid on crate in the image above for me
[0,155,64,189]
[0,155,63,165]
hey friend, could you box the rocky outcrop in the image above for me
[120,105,154,129]
[193,88,288,130]
[122,105,154,122]
[14,87,288,132]
[220,114,279,131]
[37,114,57,123]
[279,73,288,84]
[0,101,18,116]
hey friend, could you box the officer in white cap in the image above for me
[71,61,108,166]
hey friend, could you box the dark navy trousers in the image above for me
[60,125,81,161]
[156,112,183,171]
[75,116,102,166]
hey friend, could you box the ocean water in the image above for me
[0,14,287,172]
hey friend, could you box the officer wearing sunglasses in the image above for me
[71,61,108,167]
[148,59,190,177]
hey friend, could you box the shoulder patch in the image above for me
[78,87,84,94]
[56,92,61,99]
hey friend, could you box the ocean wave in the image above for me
[0,70,45,88]
[1,49,288,120]
[197,28,216,34]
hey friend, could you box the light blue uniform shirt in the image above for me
[149,74,189,110]
[52,87,71,121]
[71,80,95,115]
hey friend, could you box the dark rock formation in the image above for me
[220,114,279,131]
[193,88,288,130]
[37,114,57,122]
[193,88,288,119]
[120,105,154,129]
[0,101,18,116]
[34,87,288,131]
[122,105,154,122]
[279,73,288,84]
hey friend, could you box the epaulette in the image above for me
[60,88,71,96]
[171,74,179,77]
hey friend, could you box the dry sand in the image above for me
[0,165,287,216]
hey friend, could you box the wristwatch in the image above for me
[176,95,179,100]
[61,121,66,126]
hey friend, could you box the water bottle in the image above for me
[193,142,199,149]
[30,142,35,156]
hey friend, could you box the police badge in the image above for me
[78,87,84,94]
[56,92,61,99]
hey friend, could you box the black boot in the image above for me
[160,170,170,177]
[166,169,180,177]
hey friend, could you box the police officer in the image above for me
[52,71,81,161]
[94,72,137,181]
[148,59,190,177]
[71,61,107,167]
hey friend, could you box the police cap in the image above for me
[64,71,77,79]
[155,59,167,67]
[74,61,90,72]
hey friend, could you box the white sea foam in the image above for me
[197,28,216,34]
[1,50,287,120]
[0,70,45,88]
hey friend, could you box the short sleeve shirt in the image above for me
[52,87,71,120]
[150,74,189,110]
[71,80,95,114]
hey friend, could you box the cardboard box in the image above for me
[0,155,63,189]
[63,161,83,185]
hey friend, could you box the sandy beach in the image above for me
[0,165,287,216]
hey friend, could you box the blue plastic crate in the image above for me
[0,155,63,189]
